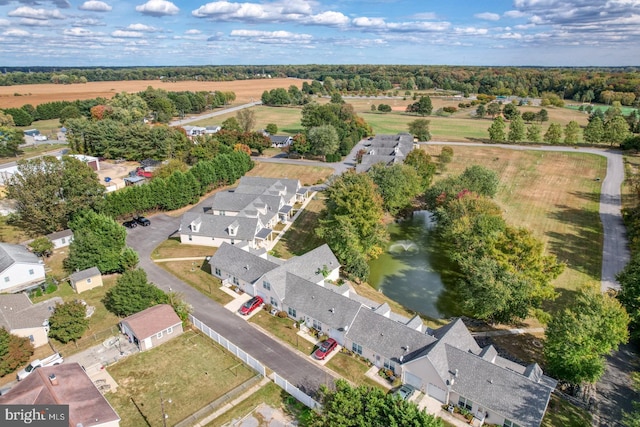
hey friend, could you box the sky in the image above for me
[0,0,639,67]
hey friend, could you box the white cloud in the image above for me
[307,11,349,26]
[504,10,527,19]
[20,18,53,26]
[385,21,450,32]
[475,12,500,21]
[127,23,159,32]
[352,17,386,28]
[63,27,95,37]
[499,32,523,39]
[455,26,489,35]
[8,6,65,20]
[135,0,179,17]
[112,30,144,38]
[74,18,104,26]
[3,28,30,37]
[0,19,10,26]
[185,29,201,35]
[230,29,312,40]
[79,1,112,12]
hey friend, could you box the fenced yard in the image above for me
[106,329,256,427]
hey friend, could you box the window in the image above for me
[270,297,278,307]
[263,281,271,290]
[383,359,395,373]
[28,335,34,343]
[312,319,322,331]
[230,239,235,245]
[288,307,297,317]
[214,267,221,276]
[156,331,163,339]
[61,238,66,244]
[458,396,473,411]
[352,342,363,355]
[3,277,8,283]
[28,269,34,275]
[188,235,193,241]
[87,278,92,284]
[167,327,173,334]
[233,276,239,285]
[503,421,521,427]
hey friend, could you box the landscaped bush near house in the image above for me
[277,310,288,318]
[325,153,342,163]
[45,283,57,294]
[263,303,273,313]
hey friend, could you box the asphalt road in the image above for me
[126,211,337,396]
[169,101,262,127]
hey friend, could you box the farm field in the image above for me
[0,77,308,108]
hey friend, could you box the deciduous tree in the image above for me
[48,301,88,343]
[236,109,256,132]
[544,122,563,144]
[311,379,443,427]
[544,290,629,386]
[564,120,581,145]
[508,114,526,143]
[527,124,542,142]
[488,116,506,142]
[406,96,433,116]
[29,237,54,258]
[103,268,169,317]
[308,124,339,156]
[6,156,104,235]
[0,328,33,377]
[404,149,436,191]
[368,163,422,215]
[408,118,431,141]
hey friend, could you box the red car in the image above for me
[240,296,263,315]
[313,338,338,360]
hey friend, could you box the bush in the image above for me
[263,303,273,313]
[443,106,458,113]
[277,310,288,318]
[45,284,57,294]
[325,153,342,163]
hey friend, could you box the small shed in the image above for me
[124,176,145,186]
[69,267,102,294]
[120,304,183,351]
[46,229,74,249]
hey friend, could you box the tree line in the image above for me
[2,87,236,127]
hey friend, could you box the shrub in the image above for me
[263,303,273,313]
[277,310,288,318]
[325,153,342,163]
[45,284,57,294]
[443,106,458,114]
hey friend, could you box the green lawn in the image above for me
[249,310,314,355]
[107,330,257,427]
[157,259,233,305]
[151,237,214,260]
[271,196,326,259]
[542,394,592,427]
[325,352,382,390]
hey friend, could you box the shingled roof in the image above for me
[121,304,181,341]
[181,212,259,241]
[0,294,62,330]
[209,243,279,284]
[0,362,120,427]
[0,243,41,273]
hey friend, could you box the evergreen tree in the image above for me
[584,116,604,144]
[103,269,169,317]
[488,116,506,142]
[527,124,542,142]
[544,123,563,144]
[508,114,526,142]
[48,301,88,343]
[564,120,581,144]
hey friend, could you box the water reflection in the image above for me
[367,211,462,320]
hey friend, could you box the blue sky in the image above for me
[0,0,639,67]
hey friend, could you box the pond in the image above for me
[367,211,462,320]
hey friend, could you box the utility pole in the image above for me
[160,391,171,427]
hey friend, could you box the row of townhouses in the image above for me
[179,177,310,249]
[209,241,556,427]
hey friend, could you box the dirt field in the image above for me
[0,78,307,108]
[96,160,140,191]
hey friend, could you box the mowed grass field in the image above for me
[246,161,333,187]
[424,145,606,316]
[191,96,591,143]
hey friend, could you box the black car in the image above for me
[123,219,137,228]
[134,216,151,226]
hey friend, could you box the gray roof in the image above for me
[0,294,62,330]
[356,155,396,173]
[181,212,259,241]
[269,135,292,144]
[356,133,414,173]
[346,306,437,362]
[211,192,259,212]
[208,243,279,284]
[0,243,41,273]
[261,244,339,300]
[234,176,300,199]
[45,229,73,241]
[283,273,361,330]
[446,345,556,427]
[69,266,101,282]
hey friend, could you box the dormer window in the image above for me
[228,221,239,236]
[190,217,202,233]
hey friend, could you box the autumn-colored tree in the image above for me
[234,143,251,155]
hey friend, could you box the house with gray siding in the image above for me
[0,243,46,293]
[0,294,62,347]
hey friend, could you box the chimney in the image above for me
[49,373,58,386]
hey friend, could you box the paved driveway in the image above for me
[126,215,337,396]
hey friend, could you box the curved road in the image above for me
[169,101,262,127]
